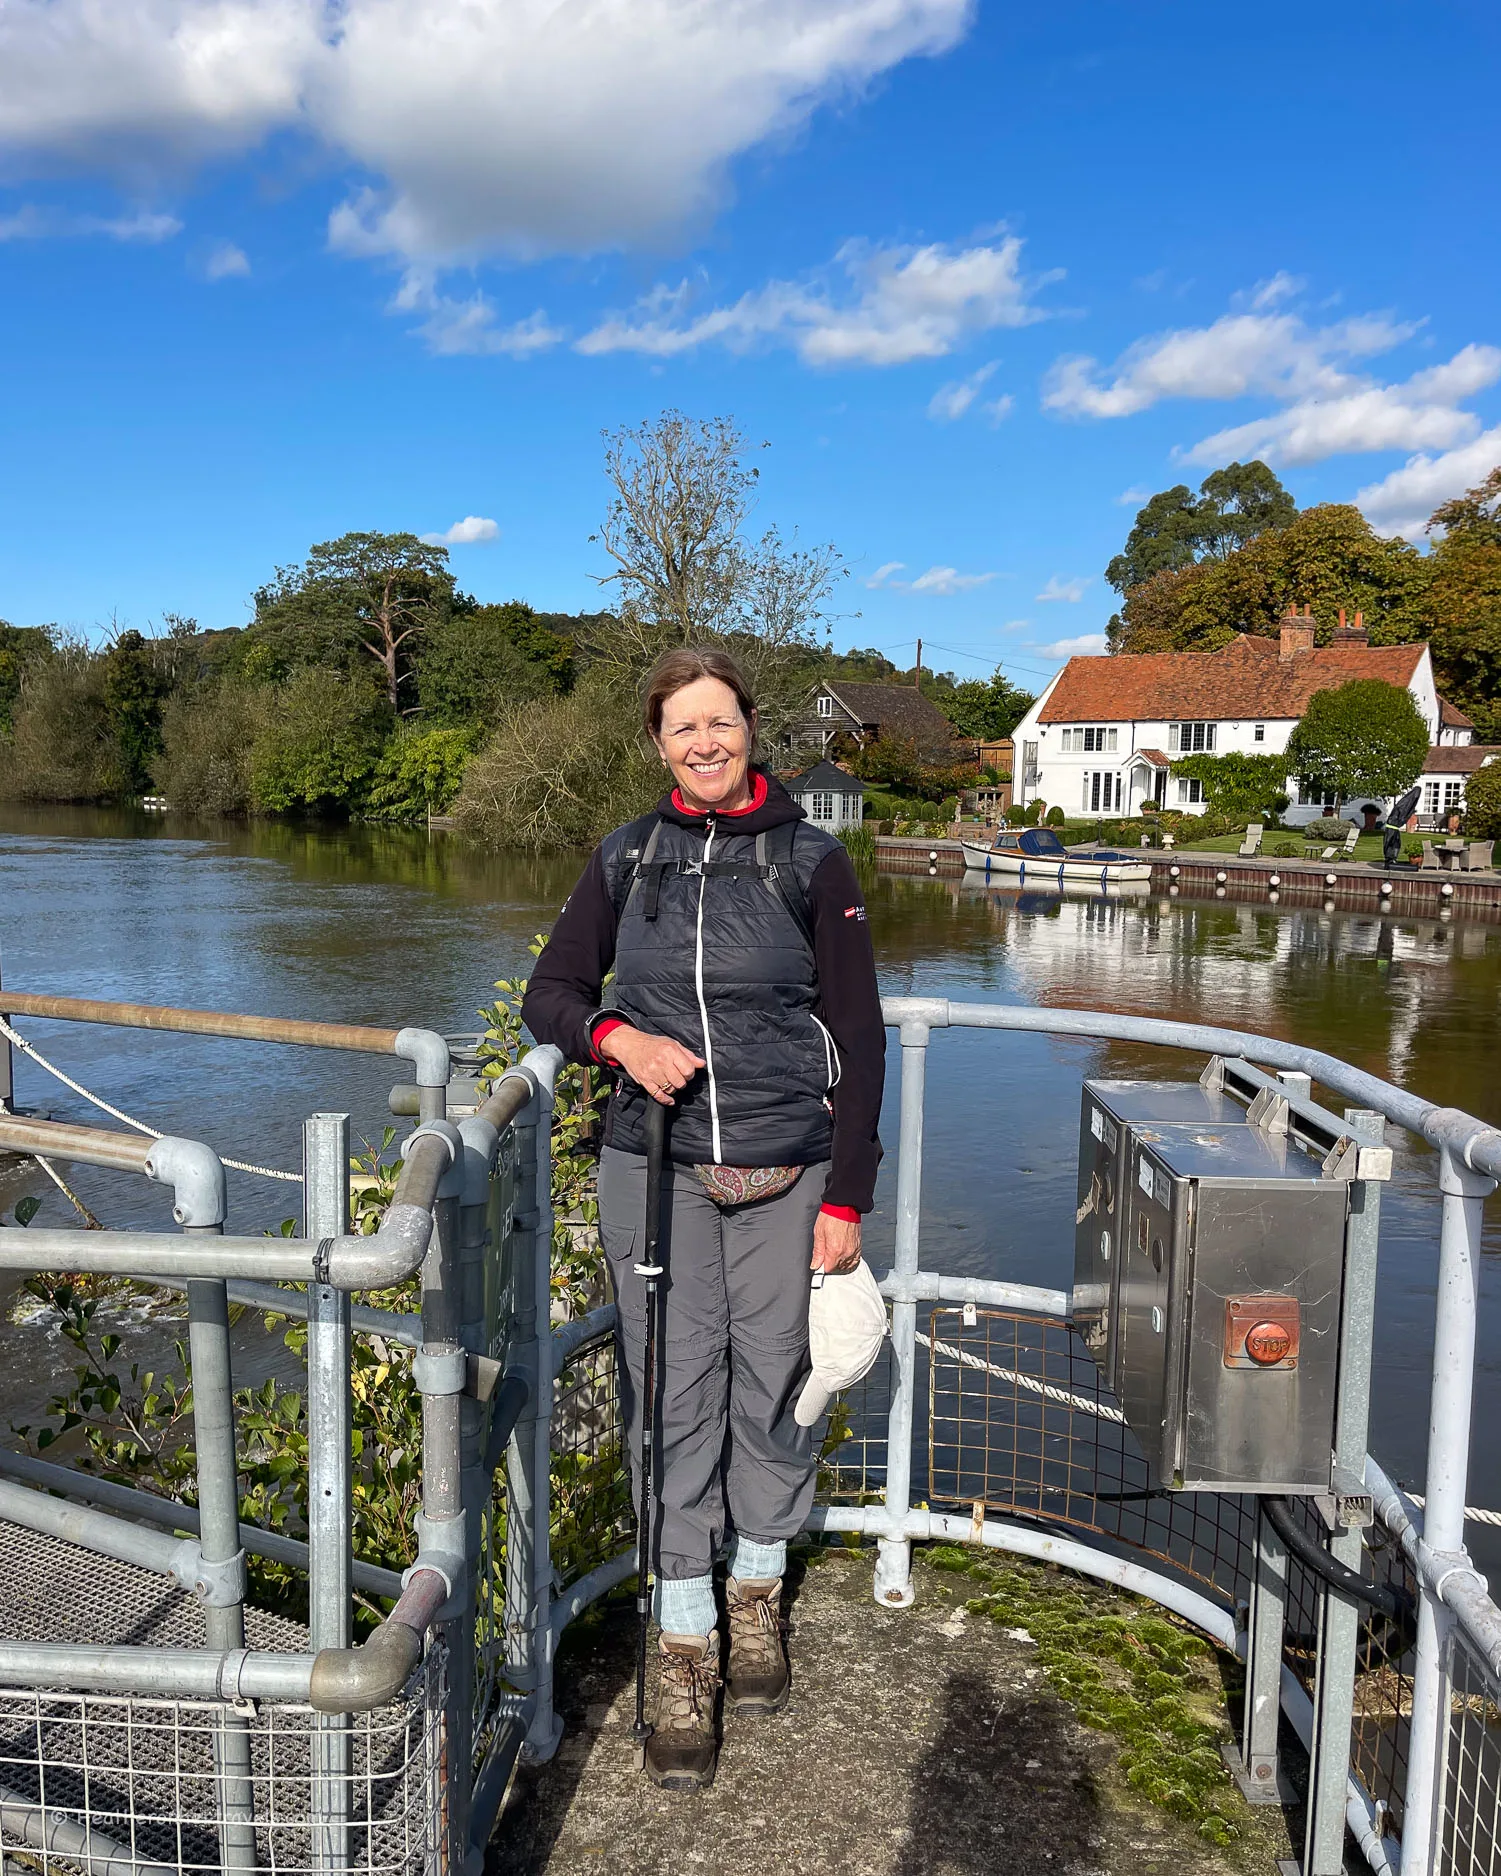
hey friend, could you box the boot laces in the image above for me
[658,1648,717,1731]
[730,1592,783,1671]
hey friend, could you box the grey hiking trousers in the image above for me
[598,1144,827,1582]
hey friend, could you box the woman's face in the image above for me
[653,675,756,813]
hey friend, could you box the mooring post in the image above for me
[1302,1107,1386,1874]
[874,1014,930,1610]
[305,1112,352,1874]
[1401,1144,1496,1875]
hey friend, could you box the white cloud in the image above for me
[0,204,181,241]
[1039,632,1108,658]
[1044,284,1501,475]
[928,360,996,421]
[1036,575,1090,603]
[867,560,996,594]
[1356,425,1501,541]
[979,393,1013,425]
[421,515,499,546]
[1116,484,1151,506]
[1002,618,1030,631]
[0,1,970,264]
[392,271,563,356]
[907,565,997,594]
[204,238,249,278]
[577,234,1057,368]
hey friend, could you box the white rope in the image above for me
[0,1014,302,1184]
[1401,1492,1501,1531]
[919,1330,1127,1424]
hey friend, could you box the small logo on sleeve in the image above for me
[844,905,867,921]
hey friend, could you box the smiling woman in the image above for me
[520,645,886,1790]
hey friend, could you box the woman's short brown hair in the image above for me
[642,647,758,742]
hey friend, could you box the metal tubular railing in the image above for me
[2,986,1499,1876]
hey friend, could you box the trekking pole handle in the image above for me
[639,1098,666,1276]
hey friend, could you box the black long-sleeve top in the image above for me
[521,783,885,1214]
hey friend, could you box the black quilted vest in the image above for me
[599,785,841,1168]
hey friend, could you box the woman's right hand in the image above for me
[597,1025,705,1106]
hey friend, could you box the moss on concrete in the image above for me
[491,1544,1299,1876]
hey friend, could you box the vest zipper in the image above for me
[695,816,722,1162]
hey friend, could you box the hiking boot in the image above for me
[725,1576,790,1715]
[644,1630,720,1790]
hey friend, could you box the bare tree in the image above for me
[585,412,848,724]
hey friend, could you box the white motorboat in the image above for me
[960,826,1155,887]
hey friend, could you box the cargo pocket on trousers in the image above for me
[601,1222,647,1350]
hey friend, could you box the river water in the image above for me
[1,804,1499,1559]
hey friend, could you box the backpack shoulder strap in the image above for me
[610,813,664,923]
[755,822,816,953]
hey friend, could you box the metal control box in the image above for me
[1074,1078,1355,1494]
[1073,1081,1232,1388]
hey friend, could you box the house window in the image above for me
[1069,725,1116,753]
[1083,771,1121,812]
[1297,781,1338,808]
[1253,724,1265,743]
[1176,778,1204,806]
[1424,781,1464,816]
[1061,728,1071,751]
[809,792,836,821]
[816,694,833,718]
[1169,721,1216,752]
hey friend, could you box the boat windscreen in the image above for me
[1019,828,1068,857]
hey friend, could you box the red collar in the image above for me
[670,771,768,818]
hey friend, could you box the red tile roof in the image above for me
[1135,748,1170,766]
[1422,745,1499,775]
[1039,634,1428,725]
[1440,696,1475,729]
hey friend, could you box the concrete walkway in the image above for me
[491,1547,1305,1876]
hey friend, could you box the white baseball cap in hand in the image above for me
[794,1260,888,1427]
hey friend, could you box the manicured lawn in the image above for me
[1053,821,1418,865]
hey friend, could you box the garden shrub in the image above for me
[1304,816,1351,841]
[1045,805,1065,826]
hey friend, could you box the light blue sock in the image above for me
[654,1573,716,1639]
[729,1535,786,1583]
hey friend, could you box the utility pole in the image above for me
[914,638,922,692]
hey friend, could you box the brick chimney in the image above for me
[1279,603,1316,662]
[1331,607,1369,646]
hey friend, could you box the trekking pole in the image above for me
[630,1097,668,1767]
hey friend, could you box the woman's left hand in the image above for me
[811,1211,862,1275]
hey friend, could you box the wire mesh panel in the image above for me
[1439,1621,1501,1876]
[820,1340,895,1504]
[550,1333,630,1590]
[0,1649,446,1876]
[925,1308,1257,1597]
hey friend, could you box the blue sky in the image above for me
[1,0,1498,692]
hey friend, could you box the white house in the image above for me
[786,759,865,832]
[1010,608,1450,828]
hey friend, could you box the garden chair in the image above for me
[1341,825,1359,855]
[1238,823,1264,857]
[1463,840,1495,872]
[1421,842,1441,870]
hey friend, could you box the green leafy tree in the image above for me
[0,622,54,735]
[415,600,573,724]
[848,733,925,792]
[1426,465,1501,739]
[1284,680,1430,813]
[1462,760,1501,840]
[249,532,456,711]
[367,726,481,820]
[102,629,170,794]
[1107,461,1296,594]
[1,642,116,801]
[1169,751,1292,818]
[152,681,267,814]
[249,668,390,815]
[934,669,1035,741]
[1109,504,1432,654]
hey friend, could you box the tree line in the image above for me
[1105,460,1501,741]
[0,412,1034,842]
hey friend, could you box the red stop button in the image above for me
[1245,1319,1293,1365]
